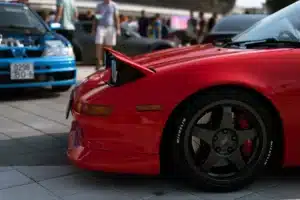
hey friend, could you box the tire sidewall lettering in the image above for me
[176,118,186,144]
[264,140,273,166]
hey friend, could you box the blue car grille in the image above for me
[0,71,75,84]
[0,66,51,72]
[0,49,43,58]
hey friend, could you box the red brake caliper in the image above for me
[239,116,253,156]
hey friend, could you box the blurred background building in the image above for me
[27,0,236,16]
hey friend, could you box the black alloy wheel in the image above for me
[171,89,277,191]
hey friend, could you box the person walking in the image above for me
[55,0,78,43]
[187,10,197,35]
[153,13,162,39]
[198,11,206,42]
[207,12,217,33]
[138,10,149,37]
[92,0,121,70]
[79,9,95,21]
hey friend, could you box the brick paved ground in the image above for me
[0,66,299,200]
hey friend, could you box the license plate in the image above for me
[10,63,34,80]
[65,89,74,119]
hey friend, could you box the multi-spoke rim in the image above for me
[184,100,267,179]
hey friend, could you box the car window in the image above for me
[233,2,300,42]
[212,16,265,33]
[0,4,47,34]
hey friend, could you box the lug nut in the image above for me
[231,136,237,141]
[223,130,228,134]
[215,147,221,153]
[227,147,233,153]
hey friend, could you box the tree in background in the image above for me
[265,0,297,13]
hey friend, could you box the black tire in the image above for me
[170,89,277,192]
[52,86,72,93]
[73,44,82,62]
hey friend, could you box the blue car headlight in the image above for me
[43,40,74,57]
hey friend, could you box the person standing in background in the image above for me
[80,9,95,21]
[138,10,149,37]
[153,13,162,39]
[120,14,128,25]
[207,12,217,33]
[198,11,206,42]
[40,10,50,22]
[127,16,138,32]
[92,0,121,70]
[187,10,197,35]
[48,11,56,23]
[161,18,169,39]
[55,0,78,43]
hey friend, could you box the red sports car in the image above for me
[67,1,300,191]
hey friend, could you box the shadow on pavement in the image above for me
[0,88,61,102]
[0,132,70,166]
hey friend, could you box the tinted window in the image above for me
[0,4,47,34]
[212,15,266,33]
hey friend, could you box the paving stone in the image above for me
[0,138,37,158]
[14,166,80,182]
[39,173,114,197]
[51,132,69,144]
[15,134,66,151]
[0,170,32,190]
[8,102,72,126]
[0,183,59,200]
[0,167,13,172]
[111,176,176,200]
[34,100,67,113]
[236,193,274,200]
[76,68,95,81]
[248,177,281,192]
[256,180,300,199]
[1,147,68,166]
[0,116,44,138]
[0,133,10,140]
[0,105,68,134]
[145,191,204,200]
[62,188,133,200]
[187,188,253,200]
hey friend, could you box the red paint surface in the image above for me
[68,44,300,174]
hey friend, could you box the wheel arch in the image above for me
[159,84,284,173]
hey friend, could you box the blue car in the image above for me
[0,2,76,92]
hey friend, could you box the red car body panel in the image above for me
[68,44,300,175]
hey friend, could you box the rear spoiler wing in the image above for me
[103,47,155,75]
